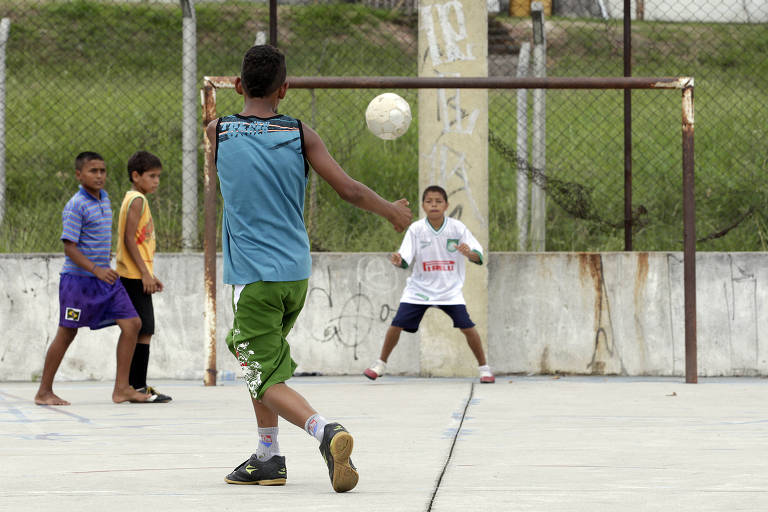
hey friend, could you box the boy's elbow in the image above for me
[337,181,364,203]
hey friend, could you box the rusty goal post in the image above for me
[200,75,696,385]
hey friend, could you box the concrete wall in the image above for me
[2,251,767,381]
[489,252,768,377]
[0,253,418,382]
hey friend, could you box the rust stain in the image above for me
[578,253,603,319]
[635,252,649,308]
[682,86,695,126]
[203,75,237,89]
[636,252,649,285]
[652,76,693,89]
[578,253,617,375]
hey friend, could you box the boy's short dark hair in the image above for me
[422,185,448,202]
[127,151,162,182]
[241,45,287,98]
[75,151,104,170]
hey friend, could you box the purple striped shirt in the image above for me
[61,186,112,276]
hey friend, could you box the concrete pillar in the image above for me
[418,0,488,377]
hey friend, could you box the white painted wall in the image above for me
[488,252,768,377]
[2,251,767,382]
[602,0,768,23]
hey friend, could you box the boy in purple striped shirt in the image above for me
[34,152,149,405]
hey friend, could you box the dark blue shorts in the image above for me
[391,302,475,333]
[59,273,138,330]
[120,277,155,335]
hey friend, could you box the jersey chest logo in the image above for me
[446,239,459,252]
[423,260,455,272]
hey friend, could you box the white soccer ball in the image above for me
[365,93,412,140]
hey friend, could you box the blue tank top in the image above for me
[215,114,311,284]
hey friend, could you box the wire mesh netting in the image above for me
[0,0,766,253]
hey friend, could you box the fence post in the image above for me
[307,89,318,247]
[0,18,10,227]
[181,0,198,251]
[201,82,217,387]
[623,0,633,250]
[516,42,530,251]
[529,3,546,251]
[269,0,277,46]
[682,84,696,383]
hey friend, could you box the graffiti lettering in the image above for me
[420,1,476,66]
[308,265,397,360]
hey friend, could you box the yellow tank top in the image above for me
[116,190,156,278]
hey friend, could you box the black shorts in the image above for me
[119,277,155,335]
[391,303,475,333]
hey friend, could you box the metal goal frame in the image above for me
[200,75,696,384]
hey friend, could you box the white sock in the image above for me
[304,413,329,442]
[256,427,280,460]
[479,364,491,374]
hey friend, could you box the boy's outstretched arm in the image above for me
[303,124,412,232]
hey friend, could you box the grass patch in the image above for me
[0,2,766,252]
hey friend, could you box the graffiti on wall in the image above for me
[307,257,401,359]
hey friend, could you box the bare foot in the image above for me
[35,391,71,406]
[112,386,150,403]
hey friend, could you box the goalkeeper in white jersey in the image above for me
[364,185,495,384]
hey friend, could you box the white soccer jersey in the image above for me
[397,216,483,305]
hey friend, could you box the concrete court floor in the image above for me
[1,376,767,512]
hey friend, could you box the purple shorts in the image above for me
[59,273,138,330]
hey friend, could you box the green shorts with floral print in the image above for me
[226,279,308,400]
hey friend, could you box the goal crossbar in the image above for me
[203,75,693,90]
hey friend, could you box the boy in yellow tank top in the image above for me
[116,151,171,403]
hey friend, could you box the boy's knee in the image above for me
[58,327,78,344]
[120,317,142,334]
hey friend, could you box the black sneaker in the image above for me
[137,386,172,403]
[224,454,287,485]
[319,423,358,493]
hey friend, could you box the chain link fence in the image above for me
[0,0,765,253]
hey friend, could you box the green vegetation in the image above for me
[0,2,766,253]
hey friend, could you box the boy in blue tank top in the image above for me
[206,45,412,493]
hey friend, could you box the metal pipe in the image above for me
[682,85,697,383]
[530,3,546,252]
[204,75,693,90]
[181,0,198,251]
[202,84,217,386]
[0,18,10,226]
[623,0,632,251]
[269,0,277,46]
[308,89,318,245]
[515,42,530,251]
